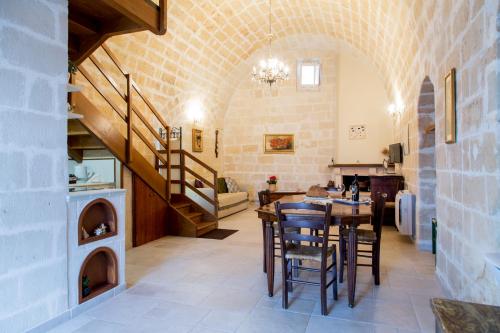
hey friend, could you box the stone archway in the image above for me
[417,77,436,250]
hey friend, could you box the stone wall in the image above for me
[394,1,500,304]
[222,36,391,198]
[0,0,69,331]
[97,0,499,305]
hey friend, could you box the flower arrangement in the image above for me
[267,176,278,185]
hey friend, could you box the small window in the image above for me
[297,59,320,90]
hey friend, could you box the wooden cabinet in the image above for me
[370,175,404,226]
[133,175,168,246]
[269,191,306,202]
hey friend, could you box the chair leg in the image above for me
[288,259,294,292]
[282,259,289,309]
[339,234,345,283]
[332,250,338,301]
[374,243,381,285]
[320,262,327,315]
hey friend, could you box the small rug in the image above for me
[200,229,238,240]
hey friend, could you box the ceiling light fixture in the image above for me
[251,0,289,87]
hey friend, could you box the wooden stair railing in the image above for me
[69,0,167,65]
[70,43,171,200]
[171,149,219,220]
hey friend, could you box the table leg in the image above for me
[262,220,267,273]
[347,221,358,307]
[265,220,275,297]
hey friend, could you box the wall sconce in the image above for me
[187,99,203,125]
[388,103,404,118]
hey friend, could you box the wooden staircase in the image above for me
[169,194,217,237]
[69,0,166,65]
[69,42,219,240]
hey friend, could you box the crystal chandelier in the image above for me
[252,0,289,86]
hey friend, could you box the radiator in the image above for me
[395,190,415,238]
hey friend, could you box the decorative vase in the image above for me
[268,183,277,192]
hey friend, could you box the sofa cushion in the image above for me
[218,192,248,209]
[225,177,240,193]
[217,178,228,193]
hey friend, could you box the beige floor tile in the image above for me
[51,206,440,333]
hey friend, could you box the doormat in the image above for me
[200,229,238,240]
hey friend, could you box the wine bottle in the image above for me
[351,174,360,201]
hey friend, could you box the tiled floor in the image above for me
[50,205,443,333]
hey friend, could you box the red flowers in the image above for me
[267,176,278,184]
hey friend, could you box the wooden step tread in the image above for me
[171,202,191,209]
[187,211,203,219]
[196,221,216,230]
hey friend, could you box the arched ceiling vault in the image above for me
[109,0,422,122]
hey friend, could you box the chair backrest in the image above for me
[274,201,332,250]
[258,189,271,207]
[372,192,387,239]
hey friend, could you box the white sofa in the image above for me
[188,187,249,218]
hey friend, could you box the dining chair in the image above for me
[258,190,280,273]
[339,192,387,285]
[275,201,338,315]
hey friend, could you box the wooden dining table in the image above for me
[255,194,373,308]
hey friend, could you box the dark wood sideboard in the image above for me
[268,191,307,202]
[370,175,404,226]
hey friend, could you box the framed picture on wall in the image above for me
[444,68,456,144]
[264,134,294,154]
[192,128,203,152]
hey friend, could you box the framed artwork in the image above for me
[264,134,294,154]
[192,128,203,152]
[444,68,456,144]
[348,125,367,140]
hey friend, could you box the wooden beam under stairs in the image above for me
[72,93,168,200]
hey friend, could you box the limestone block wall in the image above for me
[0,1,69,331]
[394,1,500,304]
[222,36,392,199]
[223,48,337,198]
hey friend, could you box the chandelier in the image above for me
[252,0,289,86]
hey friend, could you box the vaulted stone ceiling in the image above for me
[108,0,427,123]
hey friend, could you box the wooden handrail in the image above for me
[131,81,169,130]
[89,55,126,100]
[132,105,168,151]
[101,44,128,76]
[185,182,216,206]
[126,74,132,162]
[78,66,127,121]
[184,166,215,190]
[182,150,217,174]
[132,125,168,166]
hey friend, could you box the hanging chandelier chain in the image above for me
[251,0,289,87]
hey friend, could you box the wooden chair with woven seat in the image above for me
[275,201,338,315]
[258,190,280,273]
[339,192,387,285]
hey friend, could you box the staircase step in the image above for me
[187,211,203,223]
[196,221,217,236]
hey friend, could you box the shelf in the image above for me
[79,231,117,245]
[67,83,82,92]
[80,282,116,304]
[328,164,384,168]
[68,111,83,119]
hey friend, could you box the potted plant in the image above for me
[267,176,278,192]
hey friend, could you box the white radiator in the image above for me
[395,190,415,237]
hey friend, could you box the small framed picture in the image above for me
[264,134,294,154]
[444,68,456,144]
[192,128,203,152]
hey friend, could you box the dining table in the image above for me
[255,194,373,308]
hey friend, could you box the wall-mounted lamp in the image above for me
[388,103,404,118]
[187,99,203,125]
